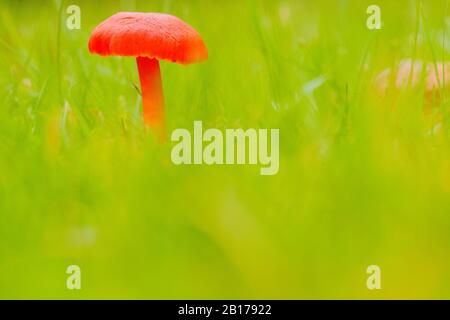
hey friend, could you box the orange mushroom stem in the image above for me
[136,57,165,138]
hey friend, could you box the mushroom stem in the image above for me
[136,56,165,139]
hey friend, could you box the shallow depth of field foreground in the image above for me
[1,0,450,299]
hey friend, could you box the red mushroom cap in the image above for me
[88,12,208,64]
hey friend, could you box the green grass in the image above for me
[1,0,450,299]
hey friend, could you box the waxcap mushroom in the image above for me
[374,59,450,112]
[89,12,208,139]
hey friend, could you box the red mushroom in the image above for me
[88,12,208,139]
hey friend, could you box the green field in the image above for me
[1,0,450,299]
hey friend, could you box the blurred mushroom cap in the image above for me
[374,59,450,107]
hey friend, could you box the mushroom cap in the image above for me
[375,59,450,97]
[88,12,208,64]
[373,59,450,113]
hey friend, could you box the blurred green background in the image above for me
[1,0,450,299]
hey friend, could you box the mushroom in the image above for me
[374,59,450,112]
[88,12,208,139]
